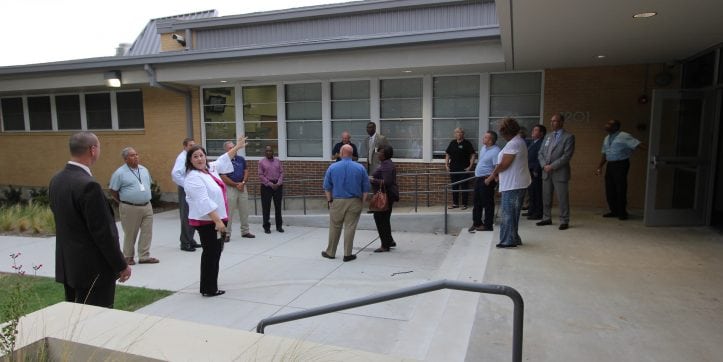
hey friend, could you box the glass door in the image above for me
[644,89,717,226]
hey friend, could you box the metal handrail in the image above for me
[256,279,524,362]
[444,173,477,234]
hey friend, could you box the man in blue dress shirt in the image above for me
[322,145,370,262]
[469,131,500,233]
[595,119,645,220]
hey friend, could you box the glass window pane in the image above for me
[490,73,542,94]
[1,97,24,131]
[332,80,369,100]
[205,140,227,157]
[433,119,479,158]
[204,105,236,123]
[286,102,321,120]
[205,122,236,140]
[243,85,278,157]
[381,99,422,118]
[28,96,52,130]
[433,97,479,118]
[203,87,234,106]
[380,120,423,159]
[56,95,81,130]
[332,120,369,158]
[434,75,480,97]
[117,91,144,129]
[381,78,422,98]
[286,121,322,157]
[285,83,321,101]
[332,99,370,119]
[490,95,541,117]
[85,93,111,129]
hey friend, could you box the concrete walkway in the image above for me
[1,207,721,361]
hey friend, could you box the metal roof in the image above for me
[127,10,218,56]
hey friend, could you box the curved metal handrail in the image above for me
[256,279,523,362]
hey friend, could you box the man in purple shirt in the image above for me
[258,145,284,234]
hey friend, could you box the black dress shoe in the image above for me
[536,220,552,226]
[527,215,543,220]
[603,212,618,218]
[276,227,285,233]
[374,247,390,253]
[477,226,493,231]
[180,245,196,252]
[321,251,335,259]
[558,223,569,230]
[468,225,478,233]
[192,242,202,248]
[242,233,256,238]
[201,290,225,297]
[521,212,530,217]
[618,214,628,220]
[496,243,517,248]
[343,255,357,262]
[389,241,397,248]
[264,229,271,234]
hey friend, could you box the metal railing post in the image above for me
[303,179,307,215]
[255,279,524,362]
[444,184,448,234]
[254,185,258,215]
[414,173,419,212]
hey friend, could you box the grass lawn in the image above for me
[0,272,172,322]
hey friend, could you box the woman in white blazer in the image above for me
[184,136,246,297]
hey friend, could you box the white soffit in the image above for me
[499,0,723,70]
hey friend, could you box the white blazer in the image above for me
[184,153,234,221]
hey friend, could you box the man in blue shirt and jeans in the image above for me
[322,145,370,262]
[470,131,500,233]
[595,119,645,220]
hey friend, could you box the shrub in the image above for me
[1,186,23,206]
[151,180,162,207]
[0,204,55,235]
[28,188,49,206]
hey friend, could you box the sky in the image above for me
[0,0,350,67]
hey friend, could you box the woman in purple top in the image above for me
[370,145,400,252]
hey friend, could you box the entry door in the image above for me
[644,89,717,226]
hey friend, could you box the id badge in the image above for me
[139,183,146,192]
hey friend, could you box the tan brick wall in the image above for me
[543,63,679,209]
[0,87,201,193]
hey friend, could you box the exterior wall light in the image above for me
[633,12,657,18]
[104,70,122,88]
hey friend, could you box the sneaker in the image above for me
[242,233,256,238]
[468,225,477,233]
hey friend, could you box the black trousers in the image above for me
[472,177,496,228]
[64,277,116,308]
[261,184,283,230]
[373,201,395,248]
[450,172,470,206]
[178,186,196,248]
[195,222,225,294]
[605,159,630,216]
[527,169,543,218]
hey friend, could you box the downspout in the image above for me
[144,64,194,138]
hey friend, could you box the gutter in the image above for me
[144,64,193,139]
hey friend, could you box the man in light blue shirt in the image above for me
[322,145,370,262]
[595,119,645,220]
[110,147,158,265]
[469,131,501,232]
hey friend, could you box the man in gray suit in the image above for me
[537,113,575,230]
[364,122,389,175]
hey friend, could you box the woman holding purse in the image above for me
[369,145,399,252]
[184,135,246,297]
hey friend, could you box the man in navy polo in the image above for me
[220,140,255,241]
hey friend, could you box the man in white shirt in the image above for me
[171,138,201,251]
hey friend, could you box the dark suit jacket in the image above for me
[49,164,126,289]
[538,130,575,182]
[371,159,399,202]
[527,138,542,174]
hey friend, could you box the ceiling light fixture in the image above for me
[402,70,413,73]
[103,70,122,88]
[220,80,228,83]
[597,55,606,59]
[633,12,657,18]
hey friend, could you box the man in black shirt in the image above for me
[331,131,359,161]
[445,127,476,209]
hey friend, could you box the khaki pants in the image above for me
[326,198,362,257]
[226,186,250,235]
[119,203,153,259]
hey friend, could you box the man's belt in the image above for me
[121,201,149,206]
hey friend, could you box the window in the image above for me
[433,75,480,158]
[202,87,235,156]
[380,78,423,159]
[331,80,370,158]
[285,83,322,157]
[243,85,278,157]
[1,97,25,131]
[56,95,81,130]
[117,91,144,129]
[85,93,112,130]
[28,96,52,130]
[489,72,542,144]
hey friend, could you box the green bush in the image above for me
[0,204,55,235]
[1,186,23,206]
[151,180,162,207]
[28,188,49,206]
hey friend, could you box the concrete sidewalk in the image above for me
[2,207,722,361]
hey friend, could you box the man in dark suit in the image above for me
[49,132,132,308]
[537,114,576,230]
[524,124,546,220]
